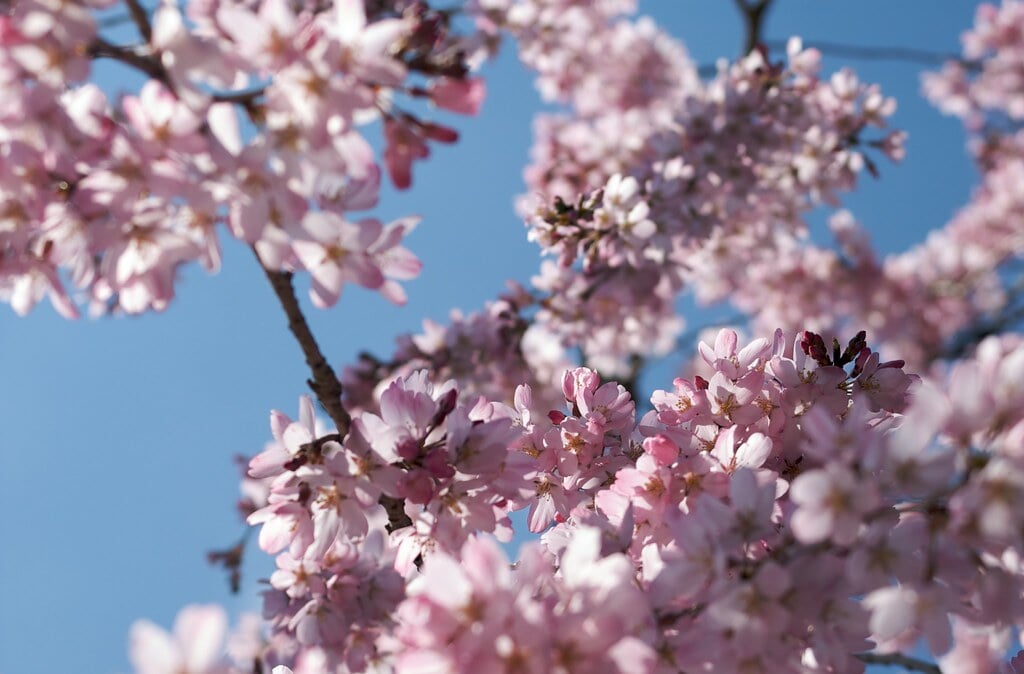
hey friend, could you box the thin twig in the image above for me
[90,33,266,111]
[696,38,978,78]
[207,528,252,594]
[765,38,980,71]
[124,0,153,43]
[85,18,410,537]
[256,255,352,436]
[856,652,942,674]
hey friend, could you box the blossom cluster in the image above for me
[133,328,1024,673]
[922,0,1024,125]
[0,0,486,316]
[392,530,655,673]
[483,0,906,372]
[713,1,1024,370]
[245,371,534,670]
[338,0,1024,399]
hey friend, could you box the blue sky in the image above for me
[0,2,983,672]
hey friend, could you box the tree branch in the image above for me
[87,37,165,81]
[124,0,153,44]
[211,86,268,105]
[733,0,773,55]
[764,38,980,71]
[380,494,413,531]
[695,37,979,78]
[856,652,942,674]
[256,254,352,436]
[255,255,413,531]
[88,34,266,112]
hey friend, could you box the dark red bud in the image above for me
[396,437,421,461]
[429,389,458,427]
[419,121,458,143]
[548,410,567,424]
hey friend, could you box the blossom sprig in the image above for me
[728,1,1024,371]
[392,529,656,674]
[922,0,1024,128]
[243,369,534,666]
[500,2,906,372]
[0,0,490,316]
[129,605,266,674]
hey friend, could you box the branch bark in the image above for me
[856,652,942,674]
[257,255,352,436]
[87,37,165,81]
[124,0,153,44]
[733,0,773,55]
[256,255,413,531]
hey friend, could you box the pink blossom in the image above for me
[429,77,487,115]
[130,605,228,674]
[383,118,432,190]
[122,81,205,152]
[293,212,421,307]
[790,465,878,546]
[650,376,709,426]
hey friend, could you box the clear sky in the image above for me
[0,2,983,672]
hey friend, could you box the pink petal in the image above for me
[428,77,486,115]
[129,620,181,674]
[174,605,226,673]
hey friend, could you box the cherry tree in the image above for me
[3,1,1024,673]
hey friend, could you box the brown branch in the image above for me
[87,37,165,81]
[733,0,773,56]
[89,32,263,115]
[211,86,268,105]
[856,652,942,674]
[124,0,153,43]
[380,494,413,531]
[256,254,414,531]
[256,254,352,436]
